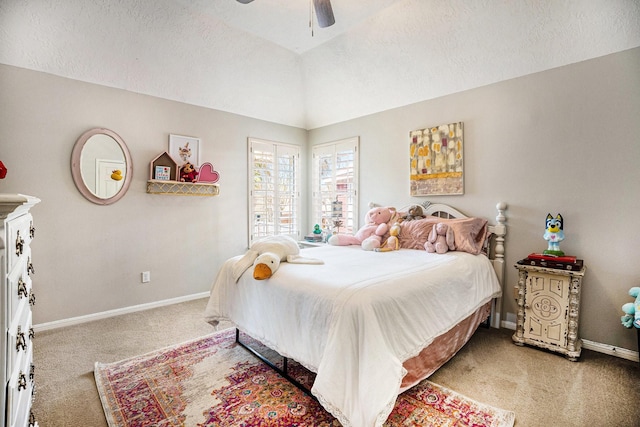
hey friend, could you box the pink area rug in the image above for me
[95,328,515,427]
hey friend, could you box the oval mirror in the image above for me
[71,128,133,205]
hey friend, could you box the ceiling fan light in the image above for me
[313,0,335,28]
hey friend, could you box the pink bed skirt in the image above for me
[400,301,491,392]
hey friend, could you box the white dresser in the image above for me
[1,194,40,427]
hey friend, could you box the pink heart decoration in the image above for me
[198,162,220,183]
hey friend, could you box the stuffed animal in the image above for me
[425,222,455,254]
[328,206,395,251]
[180,162,199,182]
[232,235,323,281]
[621,287,640,329]
[543,213,565,256]
[403,205,425,221]
[375,222,401,252]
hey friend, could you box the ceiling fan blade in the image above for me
[313,0,335,28]
[236,0,254,4]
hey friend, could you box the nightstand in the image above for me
[512,262,586,361]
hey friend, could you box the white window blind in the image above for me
[311,137,359,235]
[248,138,301,245]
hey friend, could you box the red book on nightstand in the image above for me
[519,253,583,271]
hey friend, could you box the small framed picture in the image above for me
[155,166,171,181]
[169,134,200,167]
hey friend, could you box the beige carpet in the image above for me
[33,298,640,426]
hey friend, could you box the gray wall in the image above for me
[0,64,307,323]
[2,47,639,353]
[309,47,640,352]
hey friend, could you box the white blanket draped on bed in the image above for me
[204,245,502,427]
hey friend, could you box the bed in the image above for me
[204,202,507,427]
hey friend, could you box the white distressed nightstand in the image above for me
[512,262,586,361]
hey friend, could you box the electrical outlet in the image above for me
[141,271,151,283]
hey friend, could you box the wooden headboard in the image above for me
[421,201,508,328]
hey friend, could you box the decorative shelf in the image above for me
[146,180,220,196]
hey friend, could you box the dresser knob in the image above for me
[30,364,35,381]
[29,290,36,306]
[16,230,24,256]
[18,372,27,391]
[16,327,27,352]
[29,327,35,340]
[30,221,35,239]
[28,258,35,275]
[29,411,36,427]
[17,278,28,298]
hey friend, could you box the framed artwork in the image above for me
[169,134,200,167]
[409,121,464,196]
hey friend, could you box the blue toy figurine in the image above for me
[543,213,565,256]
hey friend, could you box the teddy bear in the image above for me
[180,162,199,182]
[403,205,425,221]
[328,206,395,251]
[425,222,455,254]
[621,287,640,329]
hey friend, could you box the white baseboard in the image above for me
[33,292,210,333]
[500,320,639,362]
[582,339,639,362]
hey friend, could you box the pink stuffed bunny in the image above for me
[328,207,394,250]
[425,222,455,254]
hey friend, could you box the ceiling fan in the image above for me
[236,0,336,28]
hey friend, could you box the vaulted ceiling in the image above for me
[1,0,639,129]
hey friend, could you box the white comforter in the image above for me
[204,245,502,427]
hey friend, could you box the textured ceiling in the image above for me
[1,0,639,129]
[195,0,400,54]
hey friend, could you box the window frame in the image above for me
[311,137,359,236]
[248,138,301,246]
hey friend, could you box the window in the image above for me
[311,137,359,236]
[248,138,301,245]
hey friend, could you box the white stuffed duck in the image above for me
[232,235,323,281]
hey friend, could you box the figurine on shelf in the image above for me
[180,162,199,183]
[313,224,322,234]
[543,213,565,256]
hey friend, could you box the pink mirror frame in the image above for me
[70,128,133,205]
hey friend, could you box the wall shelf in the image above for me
[146,180,219,196]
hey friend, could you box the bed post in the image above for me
[490,202,507,328]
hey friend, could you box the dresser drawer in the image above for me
[6,345,35,427]
[7,257,32,324]
[7,213,34,275]
[8,308,33,375]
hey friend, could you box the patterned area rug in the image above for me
[95,328,515,427]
